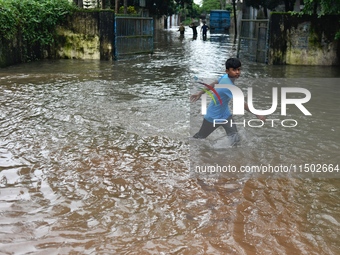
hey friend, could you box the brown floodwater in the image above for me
[0,28,340,254]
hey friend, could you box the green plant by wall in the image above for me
[118,6,137,15]
[0,0,19,40]
[0,0,76,54]
[336,31,340,40]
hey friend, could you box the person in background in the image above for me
[189,22,198,39]
[201,21,209,40]
[178,23,185,36]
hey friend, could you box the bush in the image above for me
[0,0,76,45]
[118,5,137,14]
[0,0,20,40]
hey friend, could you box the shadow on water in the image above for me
[0,28,340,254]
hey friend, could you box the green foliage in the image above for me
[175,0,193,8]
[143,0,179,17]
[199,0,232,13]
[186,2,201,18]
[244,0,295,12]
[290,3,340,41]
[0,0,20,40]
[0,0,76,45]
[336,31,340,40]
[201,0,221,12]
[182,17,193,25]
[225,3,232,11]
[118,5,137,14]
[301,0,340,16]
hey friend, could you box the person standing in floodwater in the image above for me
[201,22,209,40]
[178,23,185,36]
[189,22,198,39]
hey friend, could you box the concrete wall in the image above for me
[0,10,159,67]
[53,11,114,60]
[0,35,23,68]
[0,32,45,68]
[0,10,115,67]
[167,14,180,29]
[269,13,340,65]
[154,16,165,30]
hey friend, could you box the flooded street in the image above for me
[1,28,340,254]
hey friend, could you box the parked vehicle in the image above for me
[209,10,231,33]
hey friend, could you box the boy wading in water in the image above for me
[190,58,266,147]
[178,23,185,35]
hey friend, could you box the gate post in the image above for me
[99,11,115,60]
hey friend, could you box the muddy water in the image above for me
[0,28,340,254]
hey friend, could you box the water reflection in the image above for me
[0,28,340,254]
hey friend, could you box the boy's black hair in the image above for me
[225,58,241,69]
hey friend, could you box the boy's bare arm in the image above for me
[244,102,266,121]
[190,80,218,102]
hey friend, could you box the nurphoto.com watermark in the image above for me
[201,84,312,127]
[193,163,340,177]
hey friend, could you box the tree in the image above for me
[175,0,194,8]
[201,0,221,12]
[219,0,226,9]
[301,0,340,15]
[282,0,295,12]
[115,0,119,12]
[186,2,201,19]
[244,0,296,14]
[145,0,177,17]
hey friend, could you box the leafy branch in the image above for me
[0,0,76,46]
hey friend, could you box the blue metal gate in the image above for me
[114,17,154,59]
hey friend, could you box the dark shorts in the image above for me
[193,116,240,146]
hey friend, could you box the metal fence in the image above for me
[114,17,154,59]
[237,19,269,63]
